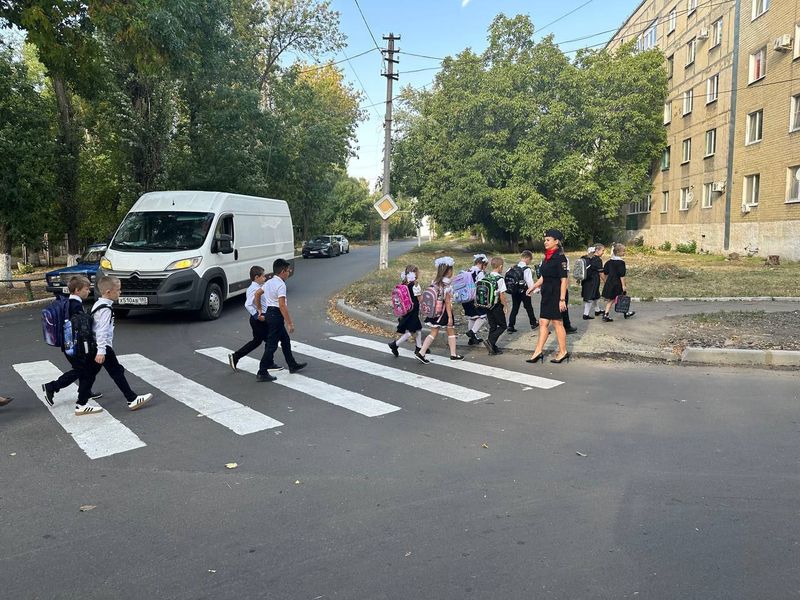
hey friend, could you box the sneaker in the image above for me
[506,327,517,333]
[128,393,153,411]
[89,391,103,401]
[75,402,104,415]
[266,364,285,372]
[288,362,307,374]
[565,326,578,334]
[450,354,465,361]
[256,373,277,382]
[42,382,55,406]
[624,311,637,319]
[414,349,430,364]
[388,341,399,357]
[228,353,238,373]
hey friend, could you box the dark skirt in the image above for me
[462,301,486,318]
[425,311,450,327]
[602,279,623,300]
[539,279,563,321]
[397,308,422,333]
[581,273,601,302]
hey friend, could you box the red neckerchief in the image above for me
[544,247,558,261]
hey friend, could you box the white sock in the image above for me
[583,302,592,316]
[448,335,458,356]
[415,331,423,347]
[420,334,436,355]
[397,332,412,345]
[471,316,487,333]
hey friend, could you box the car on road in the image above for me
[302,235,341,258]
[333,235,350,254]
[45,243,107,298]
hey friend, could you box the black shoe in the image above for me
[582,315,594,320]
[256,373,277,382]
[550,352,571,364]
[415,346,422,353]
[624,311,637,319]
[602,314,614,322]
[266,364,284,371]
[42,382,55,406]
[506,327,517,333]
[89,391,103,401]
[450,354,465,361]
[595,310,603,316]
[526,353,544,364]
[388,341,399,357]
[565,326,578,334]
[493,347,504,355]
[228,353,238,373]
[288,362,307,374]
[414,349,430,364]
[531,322,539,329]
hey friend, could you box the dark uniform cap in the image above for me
[544,228,564,241]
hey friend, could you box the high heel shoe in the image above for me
[550,352,570,364]
[525,353,544,364]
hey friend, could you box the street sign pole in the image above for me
[379,33,400,270]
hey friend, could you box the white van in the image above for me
[98,191,294,319]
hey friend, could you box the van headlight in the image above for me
[100,257,112,270]
[165,257,202,271]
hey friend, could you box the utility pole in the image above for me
[379,33,400,270]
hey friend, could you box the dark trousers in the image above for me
[79,347,136,405]
[53,354,87,392]
[562,290,573,328]
[486,303,507,350]
[233,316,265,362]
[508,292,537,329]
[259,308,298,375]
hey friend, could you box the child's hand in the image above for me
[287,323,295,333]
[95,354,106,365]
[258,314,265,321]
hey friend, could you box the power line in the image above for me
[399,50,446,61]
[297,48,378,73]
[401,66,442,75]
[537,0,595,35]
[340,50,383,120]
[353,0,382,54]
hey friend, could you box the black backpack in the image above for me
[68,305,112,357]
[504,265,529,294]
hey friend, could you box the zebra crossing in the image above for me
[10,336,564,460]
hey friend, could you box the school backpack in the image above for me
[573,257,588,281]
[475,274,501,309]
[614,293,632,314]
[420,284,444,319]
[504,265,529,295]
[64,304,112,357]
[42,296,73,348]
[391,283,414,317]
[451,270,476,304]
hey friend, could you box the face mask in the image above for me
[442,277,451,284]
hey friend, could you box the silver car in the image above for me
[333,235,350,254]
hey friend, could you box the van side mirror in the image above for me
[214,233,233,254]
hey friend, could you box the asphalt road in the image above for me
[1,241,798,600]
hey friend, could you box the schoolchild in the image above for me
[506,251,538,333]
[389,264,424,356]
[483,256,509,355]
[41,275,102,406]
[463,254,489,345]
[415,256,464,363]
[601,243,636,322]
[256,258,307,382]
[76,276,153,415]
[581,244,605,319]
[228,265,270,371]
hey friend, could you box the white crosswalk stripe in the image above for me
[121,354,283,435]
[290,341,489,402]
[330,335,564,390]
[196,347,401,417]
[12,361,146,459]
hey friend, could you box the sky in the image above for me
[321,0,641,190]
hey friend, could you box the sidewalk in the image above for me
[336,298,800,368]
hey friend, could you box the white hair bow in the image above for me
[587,246,596,254]
[473,253,488,263]
[434,256,455,267]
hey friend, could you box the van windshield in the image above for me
[111,212,215,252]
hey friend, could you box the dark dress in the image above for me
[462,269,486,318]
[581,255,603,302]
[539,250,569,320]
[602,258,626,300]
[397,281,422,333]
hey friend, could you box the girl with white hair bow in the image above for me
[462,254,489,345]
[580,244,605,319]
[415,256,464,363]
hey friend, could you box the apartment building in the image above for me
[608,0,800,259]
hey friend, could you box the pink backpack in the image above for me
[420,284,444,319]
[391,283,414,317]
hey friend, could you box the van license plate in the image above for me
[119,296,148,305]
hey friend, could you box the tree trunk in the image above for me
[52,75,81,256]
[0,223,13,288]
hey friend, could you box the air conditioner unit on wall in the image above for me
[774,35,793,51]
[712,181,726,193]
[697,28,709,40]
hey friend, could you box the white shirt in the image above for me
[244,281,265,316]
[489,272,507,294]
[264,276,287,308]
[469,266,486,282]
[517,261,534,289]
[91,298,115,355]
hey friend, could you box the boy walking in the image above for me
[42,276,102,406]
[507,251,538,333]
[76,276,153,415]
[256,259,306,382]
[483,257,509,355]
[228,265,270,372]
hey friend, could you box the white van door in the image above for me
[208,214,249,296]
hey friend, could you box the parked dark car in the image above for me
[45,243,107,298]
[302,235,341,258]
[333,235,350,254]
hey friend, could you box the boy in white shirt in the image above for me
[484,256,509,355]
[255,259,306,382]
[228,265,269,372]
[507,250,538,333]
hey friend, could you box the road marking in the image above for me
[121,354,283,435]
[291,341,489,402]
[197,347,401,417]
[330,336,564,390]
[12,361,146,460]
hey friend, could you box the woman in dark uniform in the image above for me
[527,229,570,364]
[581,243,605,319]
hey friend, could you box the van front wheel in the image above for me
[199,282,223,320]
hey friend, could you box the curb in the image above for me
[630,296,800,302]
[0,297,52,312]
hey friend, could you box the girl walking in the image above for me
[601,243,636,321]
[389,265,424,356]
[463,254,489,346]
[581,244,605,319]
[527,229,570,364]
[415,256,464,363]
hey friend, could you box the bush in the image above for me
[658,241,672,251]
[630,235,645,247]
[15,262,35,275]
[627,244,656,256]
[675,240,697,254]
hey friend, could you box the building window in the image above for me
[702,183,713,208]
[664,101,672,124]
[667,55,674,79]
[787,166,800,203]
[682,89,693,115]
[746,109,763,144]
[795,23,800,60]
[710,18,723,48]
[682,138,692,163]
[680,186,691,210]
[668,8,677,34]
[792,94,800,132]
[629,195,652,214]
[748,47,766,83]
[661,191,670,213]
[687,0,698,17]
[662,146,671,170]
[686,38,697,67]
[743,174,760,206]
[636,20,658,52]
[752,0,769,21]
[704,128,716,157]
[706,74,719,103]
